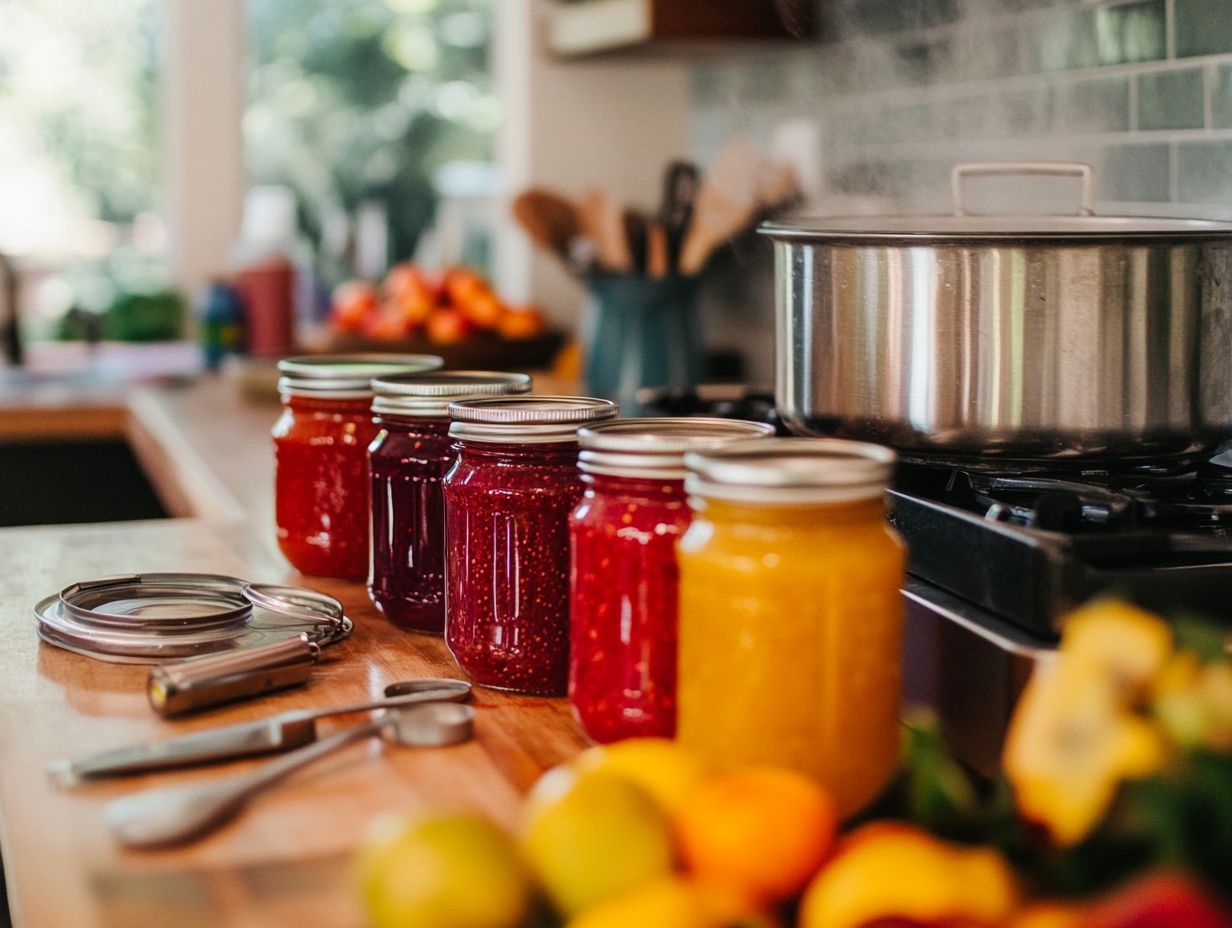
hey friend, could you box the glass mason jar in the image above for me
[568,418,774,743]
[676,438,905,819]
[272,354,440,580]
[368,371,532,633]
[443,396,618,694]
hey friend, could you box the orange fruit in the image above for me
[675,766,838,903]
[426,307,471,345]
[497,306,546,340]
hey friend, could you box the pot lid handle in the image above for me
[951,162,1095,217]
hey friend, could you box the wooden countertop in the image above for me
[0,376,589,928]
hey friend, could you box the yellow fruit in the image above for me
[799,822,1017,928]
[675,766,838,904]
[574,738,706,814]
[1003,599,1173,847]
[566,876,775,928]
[356,812,533,928]
[520,767,675,917]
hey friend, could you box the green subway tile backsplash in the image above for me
[1214,65,1232,129]
[1175,0,1232,58]
[688,0,1232,211]
[1138,69,1206,131]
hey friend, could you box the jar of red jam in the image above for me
[273,354,440,580]
[443,396,618,694]
[568,418,774,742]
[368,371,532,633]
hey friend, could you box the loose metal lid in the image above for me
[371,370,532,417]
[685,438,896,504]
[578,418,775,480]
[33,572,352,664]
[278,354,443,399]
[449,396,618,444]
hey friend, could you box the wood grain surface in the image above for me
[0,377,590,928]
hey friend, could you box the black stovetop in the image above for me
[889,449,1232,638]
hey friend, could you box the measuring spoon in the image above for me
[106,701,475,848]
[49,678,472,785]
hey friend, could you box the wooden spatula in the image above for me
[679,138,762,276]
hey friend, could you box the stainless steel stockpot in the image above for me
[764,163,1232,460]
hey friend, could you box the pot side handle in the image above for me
[951,162,1095,217]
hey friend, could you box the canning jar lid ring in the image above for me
[578,418,775,478]
[448,395,618,425]
[372,370,532,397]
[277,353,442,395]
[685,437,895,501]
[278,377,375,400]
[449,421,586,444]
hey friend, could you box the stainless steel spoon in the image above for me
[105,701,475,848]
[49,678,472,784]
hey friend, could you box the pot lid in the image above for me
[763,161,1232,242]
[760,214,1232,242]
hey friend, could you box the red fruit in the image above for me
[426,308,470,345]
[1088,874,1232,928]
[331,280,378,332]
[362,306,410,342]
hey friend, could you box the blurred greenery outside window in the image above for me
[247,0,498,295]
[0,0,496,344]
[0,0,165,341]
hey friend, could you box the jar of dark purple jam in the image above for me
[368,371,532,633]
[568,418,775,742]
[443,396,618,694]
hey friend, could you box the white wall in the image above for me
[162,0,246,304]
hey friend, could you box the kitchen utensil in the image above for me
[622,209,649,274]
[658,160,700,273]
[764,161,1232,459]
[48,678,472,785]
[511,188,583,265]
[679,139,761,275]
[579,188,633,273]
[105,702,475,848]
[755,161,800,213]
[646,222,669,279]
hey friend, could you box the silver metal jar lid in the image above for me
[278,354,443,399]
[578,418,776,480]
[448,395,618,444]
[685,438,896,504]
[33,572,352,664]
[371,371,532,417]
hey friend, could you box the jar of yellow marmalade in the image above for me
[676,438,905,818]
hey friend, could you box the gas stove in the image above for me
[895,447,1232,772]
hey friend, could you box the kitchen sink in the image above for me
[0,438,169,527]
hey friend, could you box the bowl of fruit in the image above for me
[328,263,564,370]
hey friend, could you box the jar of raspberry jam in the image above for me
[568,418,774,743]
[368,371,532,633]
[443,396,618,694]
[273,354,440,580]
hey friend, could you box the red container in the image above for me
[368,371,531,633]
[443,396,618,694]
[568,418,774,742]
[272,354,440,579]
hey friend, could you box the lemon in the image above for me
[520,767,675,917]
[574,737,706,815]
[356,812,533,928]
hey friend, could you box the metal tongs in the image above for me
[48,678,472,785]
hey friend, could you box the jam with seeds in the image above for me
[273,394,376,580]
[443,441,583,693]
[442,395,617,694]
